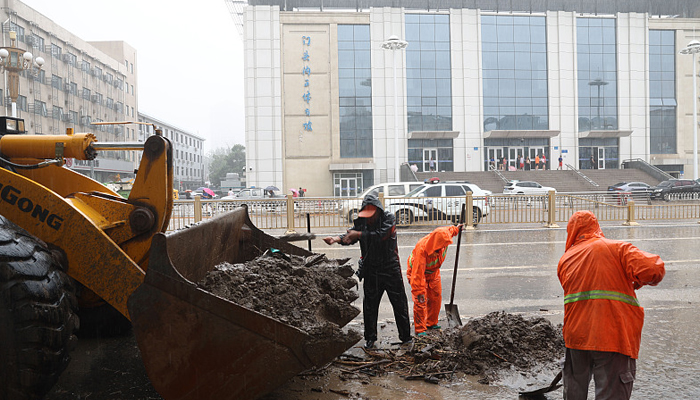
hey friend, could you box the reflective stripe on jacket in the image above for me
[408,248,447,274]
[406,226,459,292]
[557,211,665,359]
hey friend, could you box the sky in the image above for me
[21,0,246,154]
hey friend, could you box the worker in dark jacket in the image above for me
[323,194,412,349]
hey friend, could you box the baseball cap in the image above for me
[358,204,377,218]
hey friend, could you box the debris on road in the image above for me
[198,252,362,342]
[334,311,564,385]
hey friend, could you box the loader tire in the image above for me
[0,216,78,400]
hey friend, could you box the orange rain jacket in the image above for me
[407,225,460,333]
[557,211,665,359]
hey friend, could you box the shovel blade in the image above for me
[444,304,462,328]
[519,370,563,397]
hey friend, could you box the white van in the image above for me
[338,182,424,223]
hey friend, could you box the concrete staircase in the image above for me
[415,168,663,194]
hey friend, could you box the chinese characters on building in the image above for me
[302,35,312,132]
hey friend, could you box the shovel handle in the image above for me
[449,203,466,306]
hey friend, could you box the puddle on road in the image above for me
[263,369,533,400]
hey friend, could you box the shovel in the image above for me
[518,370,563,397]
[278,232,316,242]
[445,203,466,328]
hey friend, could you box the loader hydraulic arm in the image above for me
[0,129,99,160]
[0,129,173,318]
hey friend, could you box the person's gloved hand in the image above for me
[355,258,365,281]
[323,236,340,245]
[417,294,425,304]
[341,230,361,244]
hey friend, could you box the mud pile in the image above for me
[341,311,564,385]
[441,311,564,381]
[197,252,362,342]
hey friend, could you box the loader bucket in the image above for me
[127,207,359,400]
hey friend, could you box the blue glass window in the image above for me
[577,18,618,131]
[481,15,548,131]
[649,30,676,154]
[338,25,373,158]
[405,14,452,133]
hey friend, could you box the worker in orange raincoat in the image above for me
[406,224,462,335]
[557,211,665,399]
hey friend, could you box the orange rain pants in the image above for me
[406,225,459,334]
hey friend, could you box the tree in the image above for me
[207,144,245,187]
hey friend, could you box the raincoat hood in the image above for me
[422,226,455,254]
[360,193,385,214]
[565,210,604,250]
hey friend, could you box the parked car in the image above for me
[503,180,557,195]
[607,181,653,200]
[223,188,284,199]
[338,182,424,223]
[650,179,700,200]
[607,182,652,192]
[384,181,491,226]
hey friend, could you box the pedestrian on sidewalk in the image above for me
[525,157,531,171]
[406,224,462,336]
[541,154,547,170]
[558,155,563,170]
[323,194,412,349]
[535,154,540,170]
[558,210,665,400]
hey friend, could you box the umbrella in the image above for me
[265,185,280,192]
[289,188,299,196]
[202,188,215,197]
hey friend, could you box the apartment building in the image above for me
[0,0,137,183]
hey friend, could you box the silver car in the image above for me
[503,180,556,195]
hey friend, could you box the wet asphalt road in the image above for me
[48,220,700,399]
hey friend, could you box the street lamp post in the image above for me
[588,78,608,130]
[382,35,408,182]
[0,31,44,117]
[680,39,700,180]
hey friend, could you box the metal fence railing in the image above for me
[167,192,700,232]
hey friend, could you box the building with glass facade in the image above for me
[232,0,700,196]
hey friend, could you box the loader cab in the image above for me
[0,116,26,136]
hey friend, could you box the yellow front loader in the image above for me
[0,117,358,400]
